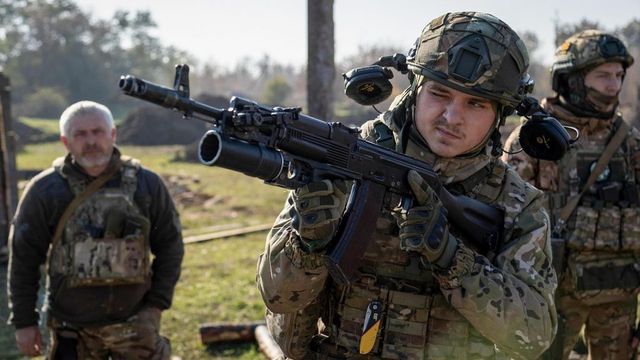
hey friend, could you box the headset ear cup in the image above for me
[343,66,394,105]
[519,117,572,161]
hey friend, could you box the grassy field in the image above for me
[20,117,61,135]
[1,133,289,359]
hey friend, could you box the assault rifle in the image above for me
[119,64,504,287]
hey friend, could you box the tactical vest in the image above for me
[542,116,640,293]
[314,120,527,359]
[50,157,151,287]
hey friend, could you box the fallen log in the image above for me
[181,223,242,237]
[199,321,264,344]
[184,223,272,244]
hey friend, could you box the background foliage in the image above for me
[2,0,636,123]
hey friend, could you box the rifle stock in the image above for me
[119,64,504,287]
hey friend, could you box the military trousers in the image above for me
[48,307,171,360]
[556,291,637,360]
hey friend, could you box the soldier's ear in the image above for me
[60,135,70,150]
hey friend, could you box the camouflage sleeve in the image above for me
[437,182,557,359]
[501,123,538,184]
[265,293,325,359]
[257,193,329,314]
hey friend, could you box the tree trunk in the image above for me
[0,73,18,257]
[307,0,335,120]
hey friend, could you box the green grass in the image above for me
[2,141,288,359]
[166,234,267,359]
[504,114,523,125]
[15,141,66,169]
[19,117,61,136]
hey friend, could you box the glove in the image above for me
[397,170,457,269]
[290,179,349,252]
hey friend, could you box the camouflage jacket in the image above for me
[502,97,640,219]
[503,97,640,298]
[257,119,557,359]
[8,148,184,328]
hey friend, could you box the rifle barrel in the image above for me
[119,75,223,120]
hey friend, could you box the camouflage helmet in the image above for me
[407,12,530,109]
[551,30,634,93]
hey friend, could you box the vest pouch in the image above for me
[68,233,149,287]
[594,207,621,251]
[573,258,640,291]
[567,206,598,251]
[380,289,430,359]
[622,208,640,252]
[335,284,384,352]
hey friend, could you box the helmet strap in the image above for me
[489,105,509,157]
[399,91,417,152]
[490,129,502,157]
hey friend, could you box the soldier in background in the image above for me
[503,30,636,359]
[258,12,557,359]
[7,101,184,359]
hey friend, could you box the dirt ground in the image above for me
[117,93,228,146]
[13,119,54,146]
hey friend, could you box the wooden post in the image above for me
[0,73,18,258]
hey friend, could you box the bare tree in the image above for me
[553,18,602,46]
[307,0,334,119]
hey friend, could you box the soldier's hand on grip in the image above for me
[398,170,458,268]
[15,325,42,357]
[290,179,349,252]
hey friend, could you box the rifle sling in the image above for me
[556,118,630,233]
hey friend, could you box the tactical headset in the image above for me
[343,53,578,161]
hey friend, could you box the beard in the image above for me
[75,144,113,169]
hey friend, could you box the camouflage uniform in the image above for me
[8,148,184,359]
[503,30,636,360]
[258,12,557,360]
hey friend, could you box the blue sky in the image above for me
[74,0,639,69]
